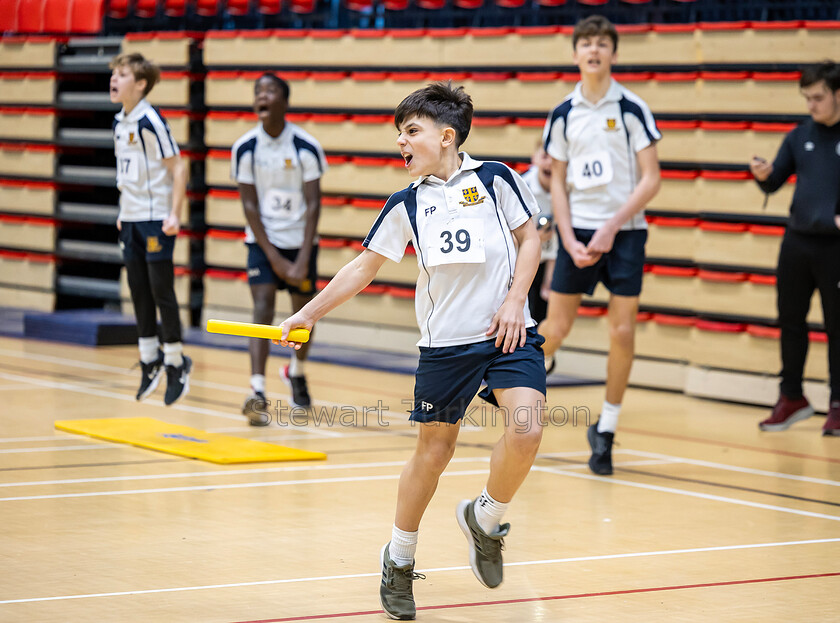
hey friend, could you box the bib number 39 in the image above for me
[439,228,471,254]
[427,218,485,266]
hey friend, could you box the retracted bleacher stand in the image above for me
[0,23,206,344]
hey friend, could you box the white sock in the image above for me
[250,374,266,394]
[598,401,621,433]
[389,524,418,567]
[474,488,508,535]
[162,342,184,368]
[288,356,305,377]
[138,337,160,364]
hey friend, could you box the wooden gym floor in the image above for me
[0,334,837,622]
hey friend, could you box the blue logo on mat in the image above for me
[161,433,209,443]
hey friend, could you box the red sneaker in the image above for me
[759,395,814,431]
[822,401,840,437]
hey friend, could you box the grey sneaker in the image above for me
[456,498,509,589]
[242,391,270,426]
[380,543,424,620]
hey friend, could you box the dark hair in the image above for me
[109,53,160,97]
[800,61,840,92]
[394,81,473,147]
[572,15,618,52]
[256,72,290,101]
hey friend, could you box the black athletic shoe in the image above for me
[282,365,311,408]
[243,391,271,426]
[587,421,614,475]
[164,355,192,406]
[136,351,164,401]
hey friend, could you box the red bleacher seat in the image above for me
[534,0,566,6]
[163,0,186,16]
[288,0,315,12]
[71,0,104,31]
[226,0,251,14]
[416,0,446,8]
[1,0,18,32]
[382,0,408,8]
[495,0,526,7]
[16,0,45,32]
[107,0,129,18]
[454,0,481,7]
[134,0,158,17]
[195,0,221,15]
[257,0,281,13]
[344,0,373,10]
[43,0,73,32]
[576,0,608,4]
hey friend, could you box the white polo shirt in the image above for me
[113,99,180,222]
[231,122,327,249]
[364,153,538,348]
[521,166,558,263]
[542,79,660,231]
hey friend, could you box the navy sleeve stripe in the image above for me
[235,137,257,179]
[149,106,177,155]
[619,96,660,144]
[475,162,531,218]
[363,186,416,247]
[137,117,166,159]
[293,135,323,173]
[543,99,573,153]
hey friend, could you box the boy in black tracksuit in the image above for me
[750,61,840,436]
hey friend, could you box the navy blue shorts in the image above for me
[410,327,547,424]
[552,228,647,296]
[119,221,175,263]
[246,243,318,296]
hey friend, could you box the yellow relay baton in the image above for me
[206,319,310,343]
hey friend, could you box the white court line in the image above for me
[0,455,669,490]
[0,460,673,502]
[0,347,412,422]
[0,435,81,444]
[0,537,837,605]
[0,444,113,455]
[0,372,243,422]
[532,465,840,522]
[0,469,490,502]
[618,449,840,487]
[0,457,489,488]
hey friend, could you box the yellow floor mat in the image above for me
[55,417,327,464]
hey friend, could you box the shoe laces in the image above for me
[386,565,425,592]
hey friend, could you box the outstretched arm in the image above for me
[276,248,388,347]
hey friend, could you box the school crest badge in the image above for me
[128,131,136,143]
[284,158,294,169]
[605,119,618,131]
[459,186,485,207]
[146,236,162,253]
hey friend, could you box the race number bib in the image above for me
[116,153,139,184]
[570,150,613,190]
[426,218,486,267]
[264,188,303,221]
